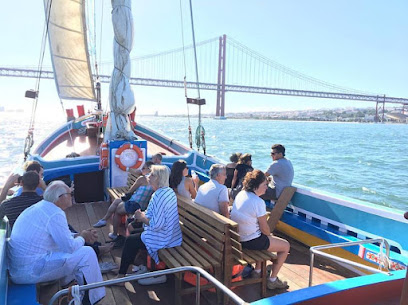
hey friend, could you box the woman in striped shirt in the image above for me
[116,165,182,279]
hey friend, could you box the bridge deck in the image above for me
[39,201,356,305]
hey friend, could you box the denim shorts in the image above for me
[124,200,141,214]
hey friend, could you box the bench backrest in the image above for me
[126,172,140,189]
[267,186,297,232]
[177,196,243,265]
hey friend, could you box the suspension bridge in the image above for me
[1,35,407,121]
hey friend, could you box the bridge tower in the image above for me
[375,95,386,123]
[215,35,227,118]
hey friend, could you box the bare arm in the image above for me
[0,173,19,203]
[258,215,271,236]
[231,169,238,189]
[186,177,197,199]
[218,201,230,218]
[128,176,148,193]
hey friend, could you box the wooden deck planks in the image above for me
[40,201,357,305]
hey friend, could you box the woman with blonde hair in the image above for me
[115,165,182,281]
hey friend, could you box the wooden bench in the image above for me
[159,196,277,304]
[158,195,227,305]
[267,186,297,232]
[106,172,140,202]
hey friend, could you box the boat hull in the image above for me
[29,115,408,271]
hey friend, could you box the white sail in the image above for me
[104,0,136,141]
[44,0,95,101]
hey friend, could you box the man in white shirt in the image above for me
[8,181,105,305]
[195,164,230,218]
[262,144,294,201]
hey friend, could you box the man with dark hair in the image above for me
[12,162,47,197]
[262,144,294,200]
[0,171,42,228]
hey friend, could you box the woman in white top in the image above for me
[169,160,198,199]
[231,170,290,290]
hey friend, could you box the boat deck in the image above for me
[41,133,176,161]
[39,201,357,305]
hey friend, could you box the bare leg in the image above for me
[267,235,290,278]
[101,199,122,221]
[112,202,127,235]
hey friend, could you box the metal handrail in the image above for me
[49,266,250,305]
[309,238,392,287]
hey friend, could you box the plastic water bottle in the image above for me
[191,170,197,180]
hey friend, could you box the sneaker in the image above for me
[138,275,167,285]
[93,219,107,228]
[250,270,261,279]
[267,277,289,290]
[108,232,118,240]
[126,265,148,276]
[99,261,118,274]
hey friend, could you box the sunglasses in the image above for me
[59,191,74,198]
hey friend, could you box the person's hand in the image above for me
[80,229,98,244]
[134,209,145,221]
[5,173,20,189]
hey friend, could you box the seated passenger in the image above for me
[14,161,47,197]
[262,144,294,201]
[93,162,154,241]
[115,165,182,281]
[8,181,105,304]
[0,161,46,203]
[151,153,162,165]
[195,164,230,218]
[169,160,198,199]
[231,153,253,189]
[0,171,42,228]
[231,170,290,290]
[225,152,241,188]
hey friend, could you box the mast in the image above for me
[104,0,136,141]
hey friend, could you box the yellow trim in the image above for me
[276,221,379,272]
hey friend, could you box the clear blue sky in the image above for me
[0,0,407,117]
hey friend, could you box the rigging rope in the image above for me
[188,0,206,154]
[179,0,193,149]
[24,0,54,161]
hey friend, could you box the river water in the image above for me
[1,112,407,210]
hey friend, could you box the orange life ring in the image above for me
[99,142,109,170]
[115,143,144,171]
